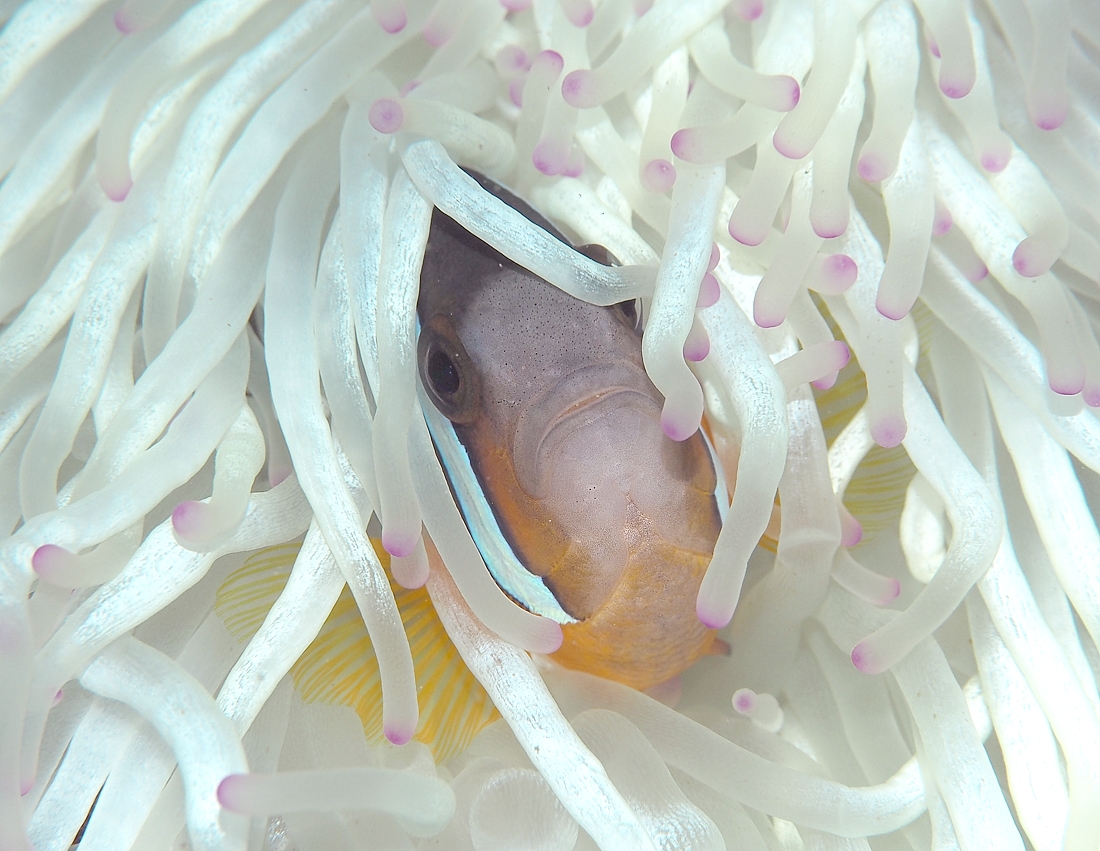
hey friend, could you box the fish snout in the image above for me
[511,371,721,623]
[511,361,662,501]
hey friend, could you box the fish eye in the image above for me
[418,318,480,424]
[428,349,461,396]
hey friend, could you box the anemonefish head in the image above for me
[416,172,724,691]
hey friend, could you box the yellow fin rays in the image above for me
[215,540,498,762]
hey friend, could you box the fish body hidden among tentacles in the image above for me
[416,172,725,691]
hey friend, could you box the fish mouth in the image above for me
[511,361,662,500]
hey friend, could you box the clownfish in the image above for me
[415,171,725,690]
[215,174,916,761]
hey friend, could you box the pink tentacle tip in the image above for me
[683,337,710,363]
[732,689,757,714]
[561,69,598,108]
[641,158,676,193]
[113,7,136,32]
[368,98,404,134]
[398,80,420,97]
[811,372,838,390]
[788,79,802,107]
[32,544,72,575]
[871,415,906,449]
[707,243,720,272]
[269,467,292,487]
[733,0,763,21]
[1049,371,1086,397]
[850,642,883,674]
[633,0,653,15]
[496,45,530,77]
[696,597,733,630]
[812,217,848,240]
[1031,98,1067,131]
[771,76,799,111]
[171,500,209,538]
[532,142,567,176]
[840,515,863,548]
[939,76,974,99]
[824,253,857,291]
[564,0,595,27]
[875,296,910,322]
[500,0,532,10]
[535,50,565,76]
[422,19,453,47]
[541,622,565,653]
[384,723,415,746]
[217,774,245,810]
[20,780,33,796]
[771,131,805,160]
[1012,239,1053,278]
[753,308,783,329]
[727,216,765,247]
[382,528,419,559]
[967,262,989,283]
[1083,386,1100,408]
[53,688,64,707]
[509,76,525,107]
[372,5,406,33]
[932,208,953,237]
[857,152,890,183]
[980,148,1010,173]
[880,578,902,606]
[669,128,697,161]
[102,176,133,203]
[697,273,720,308]
[661,408,700,442]
[927,36,940,59]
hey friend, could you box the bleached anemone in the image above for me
[3,0,1100,847]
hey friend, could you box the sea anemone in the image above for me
[3,0,1100,848]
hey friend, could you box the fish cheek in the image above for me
[464,423,616,621]
[459,421,578,586]
[663,431,718,496]
[663,433,722,550]
[541,542,615,621]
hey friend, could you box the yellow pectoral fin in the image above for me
[215,542,300,640]
[215,540,498,762]
[813,302,923,544]
[841,444,916,540]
